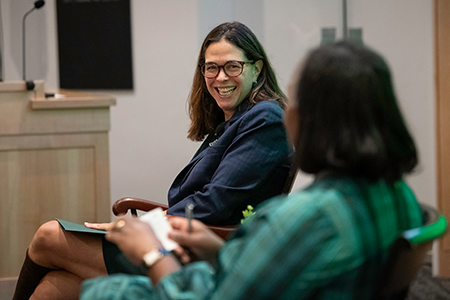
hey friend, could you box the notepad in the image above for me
[139,208,178,251]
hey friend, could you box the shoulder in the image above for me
[260,177,357,215]
[251,100,283,116]
[244,100,283,121]
[278,185,348,221]
[257,178,368,260]
[233,101,284,132]
[257,183,349,235]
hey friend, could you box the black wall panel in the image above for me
[57,0,133,89]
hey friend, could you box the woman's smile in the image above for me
[204,40,257,120]
[216,87,236,96]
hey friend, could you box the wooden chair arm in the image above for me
[203,224,238,240]
[113,197,168,216]
[112,197,238,240]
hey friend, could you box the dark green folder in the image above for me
[56,219,106,234]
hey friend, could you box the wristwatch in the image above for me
[141,248,170,271]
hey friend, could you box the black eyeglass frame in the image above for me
[200,60,254,79]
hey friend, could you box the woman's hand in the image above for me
[168,217,224,265]
[106,216,163,265]
[106,216,181,284]
[84,222,113,231]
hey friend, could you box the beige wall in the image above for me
[0,0,435,212]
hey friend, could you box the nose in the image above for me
[216,67,229,81]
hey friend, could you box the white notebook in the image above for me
[139,207,178,251]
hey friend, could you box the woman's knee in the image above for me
[29,220,63,257]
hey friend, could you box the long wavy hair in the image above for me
[187,22,287,141]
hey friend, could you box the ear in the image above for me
[283,104,300,147]
[253,60,264,81]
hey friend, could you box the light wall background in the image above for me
[1,0,435,216]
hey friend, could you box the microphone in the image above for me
[209,122,226,147]
[22,0,45,89]
[35,1,45,9]
[215,122,226,138]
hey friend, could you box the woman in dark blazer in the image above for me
[12,22,291,300]
[165,22,291,225]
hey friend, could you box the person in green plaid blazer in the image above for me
[80,41,422,300]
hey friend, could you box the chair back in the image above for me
[375,204,447,299]
[282,159,298,194]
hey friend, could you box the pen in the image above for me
[186,203,194,233]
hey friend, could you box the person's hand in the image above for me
[84,221,113,231]
[106,216,163,266]
[168,217,224,265]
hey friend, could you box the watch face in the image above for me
[143,249,164,268]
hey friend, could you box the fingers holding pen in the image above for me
[168,217,195,235]
[168,217,224,264]
[168,217,224,245]
[167,217,206,242]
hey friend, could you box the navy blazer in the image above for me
[166,100,291,225]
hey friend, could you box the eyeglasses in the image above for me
[201,60,254,79]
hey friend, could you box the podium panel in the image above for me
[0,81,115,278]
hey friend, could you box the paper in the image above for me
[54,93,66,99]
[139,208,178,251]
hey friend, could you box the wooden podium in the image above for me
[0,81,116,280]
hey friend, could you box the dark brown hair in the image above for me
[187,22,287,141]
[294,41,417,182]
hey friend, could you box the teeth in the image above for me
[217,87,235,95]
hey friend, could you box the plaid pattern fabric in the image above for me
[166,100,292,225]
[81,175,422,300]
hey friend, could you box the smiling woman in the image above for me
[187,21,287,142]
[202,41,262,120]
[165,22,291,225]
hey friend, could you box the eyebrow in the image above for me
[204,60,242,64]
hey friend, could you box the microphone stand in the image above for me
[22,1,45,90]
[22,6,36,82]
[0,1,3,81]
